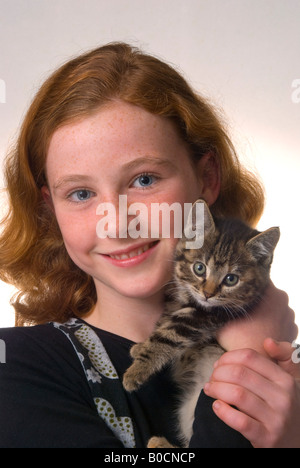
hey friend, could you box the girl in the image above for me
[0,42,299,448]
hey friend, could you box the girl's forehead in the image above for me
[49,101,180,145]
[46,102,189,175]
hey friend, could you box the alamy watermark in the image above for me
[0,339,6,364]
[291,79,300,104]
[292,341,300,364]
[96,196,205,249]
[0,79,6,104]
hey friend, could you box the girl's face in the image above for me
[44,101,208,301]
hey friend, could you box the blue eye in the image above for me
[69,189,94,202]
[132,174,156,188]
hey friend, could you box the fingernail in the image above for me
[213,400,221,411]
[271,338,280,345]
[204,383,211,393]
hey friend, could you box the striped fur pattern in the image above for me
[123,200,280,446]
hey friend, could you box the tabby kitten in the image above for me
[123,199,280,446]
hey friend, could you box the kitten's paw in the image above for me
[147,436,176,449]
[122,371,140,392]
[123,363,150,392]
[130,343,145,359]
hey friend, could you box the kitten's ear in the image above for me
[185,199,215,236]
[202,200,216,235]
[184,199,215,248]
[246,227,280,263]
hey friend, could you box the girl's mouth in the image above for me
[101,241,160,267]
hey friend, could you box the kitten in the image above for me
[123,199,280,447]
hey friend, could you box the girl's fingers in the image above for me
[213,348,293,390]
[264,339,294,361]
[263,338,300,378]
[211,400,263,447]
[207,364,284,412]
[206,346,300,448]
[204,380,273,424]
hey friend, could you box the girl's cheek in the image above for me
[55,209,96,246]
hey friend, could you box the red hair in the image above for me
[0,43,265,325]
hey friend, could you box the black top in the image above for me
[0,320,252,448]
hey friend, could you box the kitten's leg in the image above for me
[123,336,180,392]
[123,307,198,392]
[147,437,178,449]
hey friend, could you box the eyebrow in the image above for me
[122,156,177,172]
[53,175,96,191]
[52,157,176,191]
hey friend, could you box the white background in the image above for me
[0,0,299,332]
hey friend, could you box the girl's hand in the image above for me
[264,338,300,378]
[204,341,300,448]
[217,282,298,355]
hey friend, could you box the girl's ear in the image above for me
[197,151,221,206]
[41,186,55,212]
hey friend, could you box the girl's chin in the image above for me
[93,268,171,301]
[110,278,167,300]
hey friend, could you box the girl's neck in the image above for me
[83,284,165,343]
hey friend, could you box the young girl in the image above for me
[0,42,299,448]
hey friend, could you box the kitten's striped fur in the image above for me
[123,200,280,446]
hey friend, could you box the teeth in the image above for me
[110,243,154,260]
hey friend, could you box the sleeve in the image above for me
[189,391,253,448]
[0,326,124,448]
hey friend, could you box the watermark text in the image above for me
[0,339,6,363]
[96,196,204,249]
[291,79,300,104]
[0,79,6,104]
[292,341,300,364]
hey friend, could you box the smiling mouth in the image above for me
[105,241,159,261]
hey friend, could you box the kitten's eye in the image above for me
[193,262,206,277]
[223,274,239,287]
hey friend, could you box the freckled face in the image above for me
[45,101,202,300]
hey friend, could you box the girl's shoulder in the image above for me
[0,321,68,348]
[0,322,85,376]
[0,321,63,342]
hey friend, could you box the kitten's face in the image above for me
[174,200,280,315]
[175,236,264,313]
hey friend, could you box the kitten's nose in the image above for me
[204,290,214,300]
